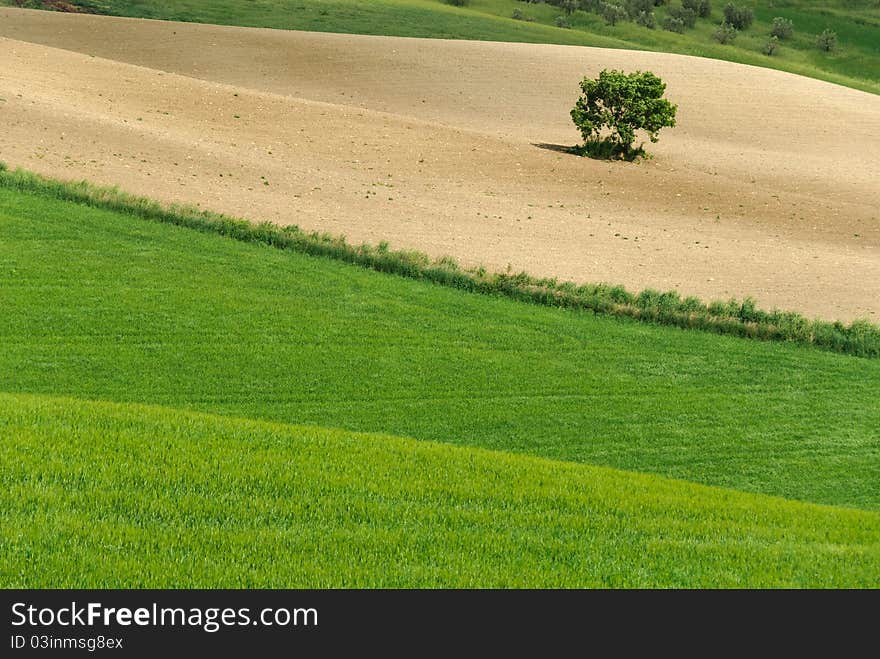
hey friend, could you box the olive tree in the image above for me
[722,3,753,30]
[816,29,837,52]
[570,69,677,159]
[770,17,794,40]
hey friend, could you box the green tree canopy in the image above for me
[570,69,678,159]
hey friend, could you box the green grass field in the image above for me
[7,0,878,94]
[2,393,877,588]
[2,178,879,529]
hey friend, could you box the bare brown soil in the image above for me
[1,8,878,320]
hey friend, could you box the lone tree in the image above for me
[570,69,677,160]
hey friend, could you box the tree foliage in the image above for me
[570,69,677,159]
[713,22,738,44]
[682,0,711,18]
[770,17,794,40]
[816,29,838,52]
[723,3,753,30]
[600,2,628,25]
[635,10,656,28]
[625,0,653,14]
[667,5,697,29]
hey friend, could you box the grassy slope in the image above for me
[2,393,878,588]
[2,187,879,511]
[9,0,878,94]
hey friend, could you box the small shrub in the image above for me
[816,29,838,52]
[668,5,697,28]
[662,16,685,32]
[712,22,737,44]
[682,0,711,18]
[555,15,572,28]
[635,10,656,28]
[625,0,652,15]
[763,35,780,55]
[512,8,527,20]
[722,3,753,30]
[770,16,793,40]
[600,2,628,25]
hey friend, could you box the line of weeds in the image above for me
[1,162,877,358]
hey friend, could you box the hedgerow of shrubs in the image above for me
[2,164,877,358]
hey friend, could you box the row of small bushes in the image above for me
[516,1,839,55]
[1,163,877,358]
[713,14,836,55]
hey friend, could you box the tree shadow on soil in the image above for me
[532,142,576,155]
[532,141,646,162]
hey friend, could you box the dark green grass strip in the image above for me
[2,393,878,588]
[2,180,879,510]
[1,165,877,357]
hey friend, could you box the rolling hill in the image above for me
[1,4,878,589]
[3,0,877,93]
[1,9,879,321]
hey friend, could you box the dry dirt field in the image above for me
[1,7,878,321]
